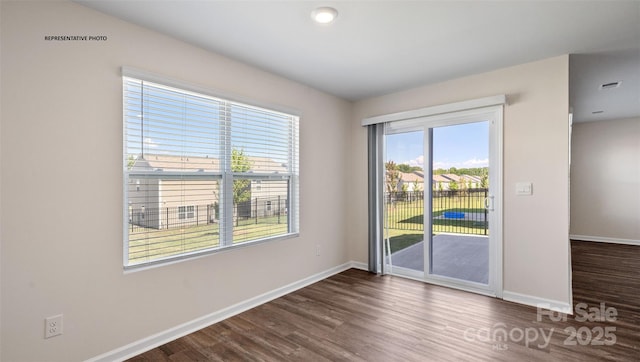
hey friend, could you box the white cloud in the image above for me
[402,155,424,168]
[434,158,489,170]
[463,158,489,167]
[400,156,488,170]
[433,161,450,169]
[144,137,159,149]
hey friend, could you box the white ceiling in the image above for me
[570,48,640,123]
[77,1,640,121]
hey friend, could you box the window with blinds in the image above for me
[123,76,299,268]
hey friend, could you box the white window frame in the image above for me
[122,68,300,269]
[178,205,195,220]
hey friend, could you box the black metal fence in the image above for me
[235,195,288,227]
[386,189,488,235]
[129,196,288,232]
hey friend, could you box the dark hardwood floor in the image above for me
[128,240,640,361]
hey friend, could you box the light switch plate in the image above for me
[516,182,533,196]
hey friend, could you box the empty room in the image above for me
[1,1,639,361]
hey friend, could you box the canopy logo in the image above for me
[463,302,618,351]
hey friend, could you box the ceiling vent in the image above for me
[599,81,622,90]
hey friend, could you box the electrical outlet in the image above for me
[316,244,320,256]
[45,314,63,339]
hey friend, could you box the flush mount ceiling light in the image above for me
[311,7,338,24]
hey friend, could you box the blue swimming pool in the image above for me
[443,211,465,219]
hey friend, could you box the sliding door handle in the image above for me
[484,196,494,211]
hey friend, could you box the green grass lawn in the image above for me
[129,195,486,263]
[385,193,489,253]
[129,215,288,265]
[385,230,424,254]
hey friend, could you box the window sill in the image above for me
[123,232,300,273]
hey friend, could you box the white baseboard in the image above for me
[570,234,640,247]
[92,261,580,361]
[86,261,362,362]
[503,290,573,315]
[350,261,368,271]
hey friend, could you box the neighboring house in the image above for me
[240,155,290,220]
[440,173,485,189]
[398,171,424,191]
[128,154,288,229]
[433,174,452,190]
[464,175,484,188]
[397,171,486,192]
[441,173,462,184]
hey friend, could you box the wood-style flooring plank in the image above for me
[128,240,640,361]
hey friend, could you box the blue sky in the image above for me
[386,121,489,170]
[125,79,294,165]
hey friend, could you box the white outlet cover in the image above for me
[45,314,63,339]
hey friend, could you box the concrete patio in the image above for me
[389,233,489,284]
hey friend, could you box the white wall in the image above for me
[0,1,351,361]
[348,56,571,306]
[0,1,579,360]
[570,117,640,243]
[0,1,3,357]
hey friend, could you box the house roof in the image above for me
[130,154,288,173]
[131,154,220,172]
[433,174,451,183]
[433,174,485,184]
[399,172,423,183]
[463,175,483,183]
[441,174,462,182]
[398,172,486,184]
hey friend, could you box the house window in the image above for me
[123,72,299,268]
[178,206,195,220]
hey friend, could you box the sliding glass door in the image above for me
[430,122,490,284]
[383,106,502,296]
[384,130,425,274]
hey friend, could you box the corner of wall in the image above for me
[0,0,5,357]
[570,117,640,241]
[350,56,573,306]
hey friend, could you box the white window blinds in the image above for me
[123,76,299,268]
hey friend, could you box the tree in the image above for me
[127,155,136,170]
[232,148,252,205]
[433,166,488,176]
[385,161,400,194]
[412,180,421,192]
[480,174,489,189]
[459,176,468,197]
[385,161,401,205]
[397,163,422,173]
[449,179,459,191]
[400,183,409,201]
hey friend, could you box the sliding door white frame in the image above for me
[379,102,503,298]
